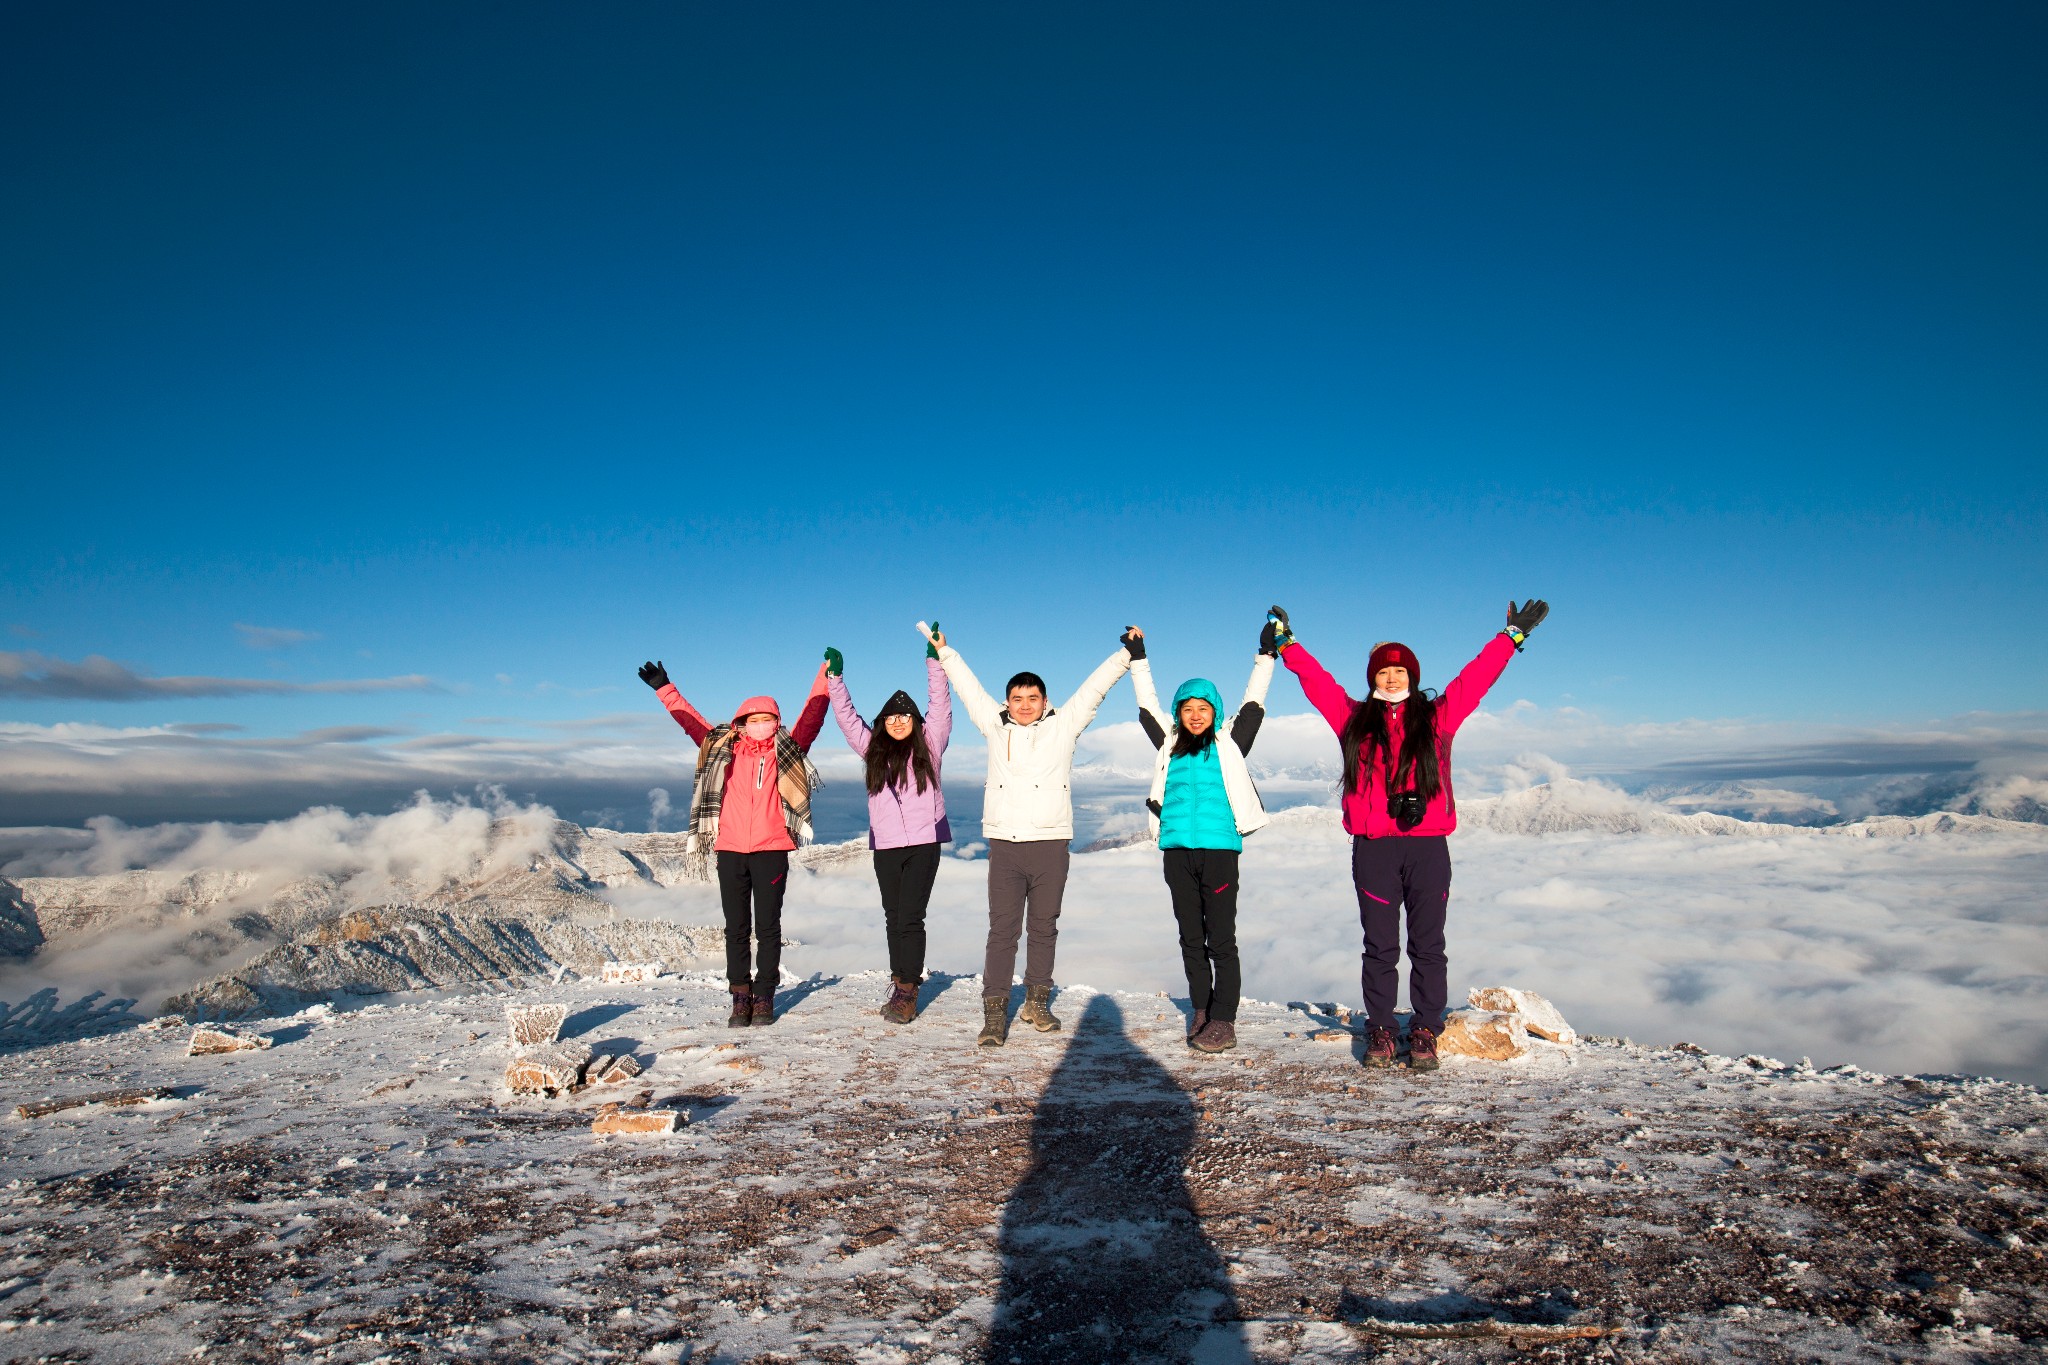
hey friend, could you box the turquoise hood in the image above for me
[1170,677,1225,731]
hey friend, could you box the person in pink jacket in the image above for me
[1270,599,1549,1071]
[638,657,830,1027]
[823,627,953,1024]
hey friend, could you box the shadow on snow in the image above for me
[988,994,1250,1364]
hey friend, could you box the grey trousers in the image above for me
[984,838,1071,993]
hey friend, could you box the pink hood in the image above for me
[731,695,781,724]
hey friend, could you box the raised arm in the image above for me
[1439,601,1546,738]
[1129,653,1170,750]
[936,638,1005,738]
[640,660,715,746]
[1058,631,1138,736]
[922,655,953,755]
[1230,652,1275,754]
[825,659,871,757]
[1279,640,1358,737]
[790,660,831,752]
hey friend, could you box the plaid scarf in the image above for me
[685,725,822,855]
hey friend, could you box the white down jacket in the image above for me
[1131,654,1273,841]
[938,643,1133,843]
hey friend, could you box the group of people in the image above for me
[637,598,1548,1069]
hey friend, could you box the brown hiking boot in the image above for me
[727,989,753,1029]
[880,977,919,1025]
[1018,984,1061,1033]
[1186,1009,1208,1045]
[1365,1024,1398,1068]
[1191,1019,1236,1053]
[750,986,775,1026]
[977,995,1009,1048]
[1407,1025,1439,1071]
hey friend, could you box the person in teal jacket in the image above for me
[1128,626,1274,1053]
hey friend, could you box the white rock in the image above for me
[188,1027,272,1056]
[504,1002,568,1048]
[600,961,666,984]
[504,1042,593,1094]
[1466,986,1577,1046]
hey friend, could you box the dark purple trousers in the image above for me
[1351,834,1452,1034]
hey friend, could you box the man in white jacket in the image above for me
[929,624,1136,1047]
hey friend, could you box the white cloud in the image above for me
[7,776,2045,1085]
[0,651,434,701]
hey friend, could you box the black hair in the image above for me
[1005,671,1047,699]
[865,710,939,797]
[1171,694,1220,757]
[1340,689,1441,801]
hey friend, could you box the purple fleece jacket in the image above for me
[827,658,953,849]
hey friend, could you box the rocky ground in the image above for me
[2,970,2045,1364]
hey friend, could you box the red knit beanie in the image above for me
[1367,641,1421,689]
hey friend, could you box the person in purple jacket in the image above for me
[824,627,954,1024]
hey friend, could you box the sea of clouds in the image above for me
[7,765,2043,1088]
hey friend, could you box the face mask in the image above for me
[1372,688,1411,704]
[744,718,778,742]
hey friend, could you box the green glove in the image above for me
[824,647,844,677]
[925,621,940,660]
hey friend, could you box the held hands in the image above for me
[1506,599,1550,637]
[1120,625,1146,661]
[1260,605,1293,656]
[823,647,843,677]
[637,660,670,691]
[926,620,941,660]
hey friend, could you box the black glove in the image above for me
[1119,626,1146,661]
[1506,600,1549,636]
[637,660,670,690]
[1260,605,1293,656]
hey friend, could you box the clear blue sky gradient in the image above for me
[5,3,2045,750]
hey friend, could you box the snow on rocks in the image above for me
[1435,1008,1530,1060]
[503,1001,567,1047]
[587,1053,642,1083]
[503,1041,593,1094]
[1468,985,1578,1045]
[4,973,2046,1362]
[599,960,665,984]
[186,1025,272,1055]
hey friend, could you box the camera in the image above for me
[1388,790,1428,831]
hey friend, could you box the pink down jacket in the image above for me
[1282,633,1514,839]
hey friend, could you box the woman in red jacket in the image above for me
[1270,599,1549,1071]
[638,658,829,1027]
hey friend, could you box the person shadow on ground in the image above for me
[986,994,1251,1364]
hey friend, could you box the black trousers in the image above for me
[1351,834,1452,1033]
[1162,847,1241,1022]
[717,849,788,993]
[872,842,942,983]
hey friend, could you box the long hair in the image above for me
[1171,721,1219,758]
[865,712,939,796]
[1340,690,1441,800]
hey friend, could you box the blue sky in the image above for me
[3,3,2044,825]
